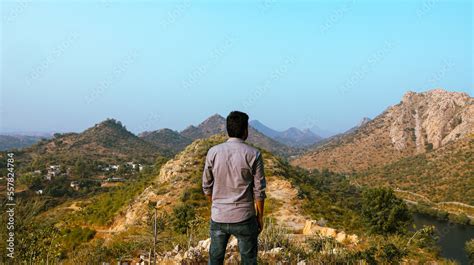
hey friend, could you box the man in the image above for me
[202,111,266,265]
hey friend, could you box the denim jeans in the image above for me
[208,216,259,265]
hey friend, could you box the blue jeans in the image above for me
[208,216,259,265]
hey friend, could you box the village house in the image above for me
[110,165,120,171]
[106,176,125,182]
[70,181,80,191]
[46,165,61,180]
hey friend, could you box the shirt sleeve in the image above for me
[252,151,266,201]
[202,150,214,196]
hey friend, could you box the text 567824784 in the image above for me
[5,152,15,259]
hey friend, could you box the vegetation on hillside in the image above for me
[357,137,473,205]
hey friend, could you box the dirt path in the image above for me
[266,176,309,233]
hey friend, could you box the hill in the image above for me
[356,135,474,206]
[15,118,170,165]
[181,114,299,157]
[293,89,473,172]
[139,128,192,156]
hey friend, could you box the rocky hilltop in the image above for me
[293,89,473,172]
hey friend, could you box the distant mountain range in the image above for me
[250,120,323,147]
[9,115,302,167]
[177,114,299,157]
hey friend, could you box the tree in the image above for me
[361,187,412,235]
[74,158,87,178]
[73,158,94,178]
[172,204,195,234]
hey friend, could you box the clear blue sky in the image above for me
[1,0,472,134]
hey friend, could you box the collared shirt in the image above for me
[202,137,266,223]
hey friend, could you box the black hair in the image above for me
[226,111,249,139]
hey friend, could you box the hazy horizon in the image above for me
[1,87,472,136]
[1,1,472,134]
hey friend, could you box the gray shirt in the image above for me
[202,137,266,223]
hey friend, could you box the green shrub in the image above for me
[61,227,96,250]
[380,243,405,263]
[172,204,196,234]
[361,187,412,235]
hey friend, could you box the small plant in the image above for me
[172,204,196,234]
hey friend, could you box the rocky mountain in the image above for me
[181,114,299,157]
[17,118,170,164]
[250,120,323,147]
[139,128,192,156]
[292,89,474,172]
[181,114,226,140]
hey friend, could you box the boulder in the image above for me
[335,232,346,243]
[197,238,211,252]
[227,236,238,250]
[320,227,337,238]
[303,220,323,235]
[347,234,359,244]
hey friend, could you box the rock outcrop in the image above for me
[293,89,473,172]
[303,220,359,245]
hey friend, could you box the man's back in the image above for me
[202,111,265,265]
[202,137,266,223]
